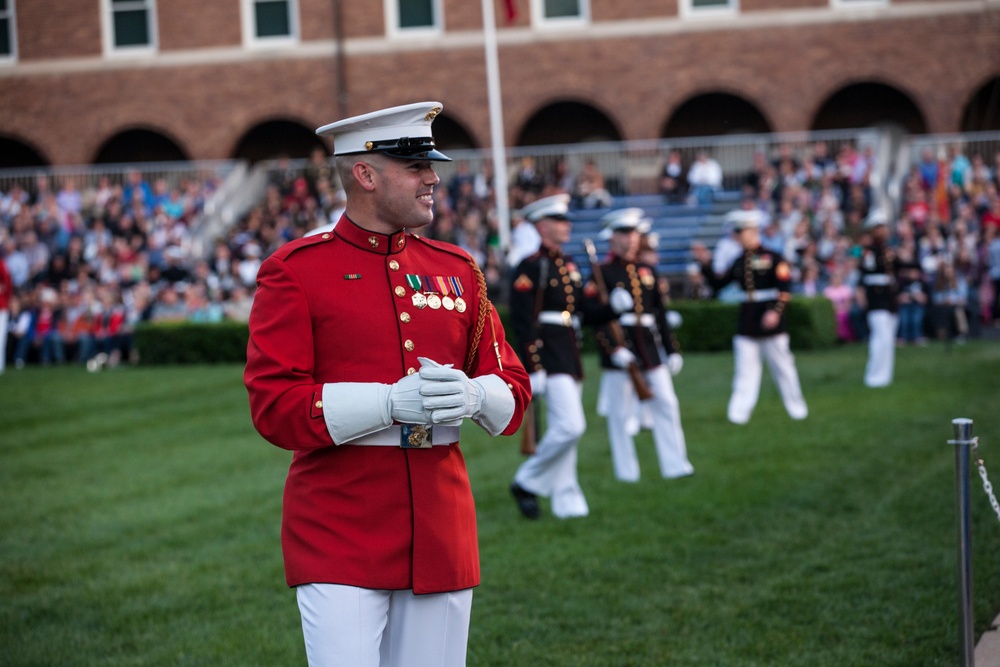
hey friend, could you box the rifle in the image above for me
[520,257,548,456]
[520,397,541,456]
[583,238,654,401]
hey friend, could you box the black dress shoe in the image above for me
[510,482,540,519]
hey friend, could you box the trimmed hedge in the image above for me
[671,296,838,352]
[133,297,837,364]
[134,321,250,365]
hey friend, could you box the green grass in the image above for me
[2,342,999,666]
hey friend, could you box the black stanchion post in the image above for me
[951,417,976,667]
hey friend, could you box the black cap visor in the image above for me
[349,136,452,162]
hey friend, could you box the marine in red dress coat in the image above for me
[245,213,530,595]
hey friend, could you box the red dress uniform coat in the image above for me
[245,217,530,594]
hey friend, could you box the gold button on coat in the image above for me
[400,312,411,323]
[404,340,415,351]
[389,260,400,271]
[314,400,323,409]
[395,286,406,297]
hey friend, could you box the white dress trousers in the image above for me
[597,366,694,482]
[0,309,7,373]
[513,373,589,518]
[296,584,473,667]
[864,309,898,387]
[728,333,808,424]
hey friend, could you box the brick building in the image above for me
[0,0,998,168]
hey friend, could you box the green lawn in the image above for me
[2,341,999,666]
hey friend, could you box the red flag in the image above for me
[503,0,517,23]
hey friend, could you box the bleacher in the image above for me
[562,190,743,280]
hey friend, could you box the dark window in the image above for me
[544,0,580,19]
[399,0,434,28]
[111,0,152,48]
[255,0,291,37]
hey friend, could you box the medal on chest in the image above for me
[407,274,467,312]
[638,266,655,288]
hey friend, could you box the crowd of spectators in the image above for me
[0,167,230,369]
[681,140,1000,348]
[3,139,1000,370]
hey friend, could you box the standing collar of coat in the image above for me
[334,216,407,255]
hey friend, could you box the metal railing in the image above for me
[433,127,884,197]
[0,159,243,199]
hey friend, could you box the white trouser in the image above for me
[0,309,7,373]
[728,334,808,424]
[597,366,693,482]
[514,373,588,518]
[296,584,473,667]
[865,310,898,388]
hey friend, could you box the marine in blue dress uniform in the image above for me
[508,194,632,519]
[857,211,900,387]
[695,208,808,424]
[587,208,694,481]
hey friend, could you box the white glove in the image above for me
[419,364,483,424]
[387,371,431,423]
[666,354,683,376]
[609,287,634,314]
[529,370,547,396]
[418,357,515,436]
[610,346,635,369]
[321,373,431,444]
[667,310,683,329]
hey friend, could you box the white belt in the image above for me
[619,313,656,328]
[345,424,460,448]
[538,310,580,328]
[863,274,891,286]
[738,288,780,303]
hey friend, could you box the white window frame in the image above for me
[830,0,887,8]
[530,0,590,28]
[0,0,17,64]
[679,0,739,20]
[385,0,444,38]
[241,0,300,49]
[100,0,158,58]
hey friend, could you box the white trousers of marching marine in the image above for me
[0,310,7,373]
[865,309,898,388]
[597,365,694,482]
[296,584,473,667]
[513,373,589,518]
[729,333,808,424]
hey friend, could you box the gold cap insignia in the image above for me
[425,107,441,121]
[365,141,374,151]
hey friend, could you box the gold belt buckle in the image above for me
[400,424,433,449]
[561,310,572,326]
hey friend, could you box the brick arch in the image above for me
[231,117,326,163]
[809,79,927,134]
[660,90,773,138]
[433,112,478,151]
[0,133,50,169]
[92,126,190,164]
[514,98,623,146]
[961,75,1000,132]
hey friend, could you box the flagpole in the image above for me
[481,0,512,254]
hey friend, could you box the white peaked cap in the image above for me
[599,207,651,239]
[864,209,889,229]
[520,193,571,223]
[725,209,765,232]
[316,101,451,161]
